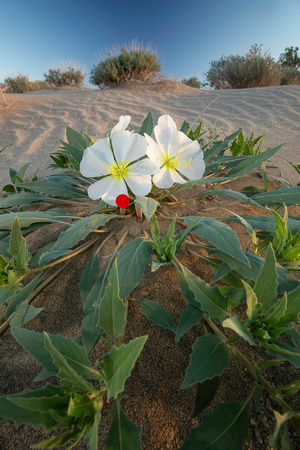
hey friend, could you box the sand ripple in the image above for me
[0,84,299,186]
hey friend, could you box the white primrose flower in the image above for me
[80,116,159,206]
[145,115,205,188]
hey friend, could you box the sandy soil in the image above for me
[0,83,299,187]
[0,83,299,449]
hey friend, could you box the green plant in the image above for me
[90,41,162,88]
[3,74,50,93]
[278,46,300,69]
[230,130,264,156]
[0,112,300,448]
[44,67,86,87]
[181,76,201,88]
[205,44,281,89]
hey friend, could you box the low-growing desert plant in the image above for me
[205,44,281,89]
[43,66,86,87]
[90,41,162,88]
[278,46,300,69]
[182,76,202,88]
[2,74,50,93]
[0,112,299,448]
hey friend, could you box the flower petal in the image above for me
[154,115,178,154]
[152,166,185,188]
[129,158,160,176]
[126,175,152,197]
[111,115,131,134]
[126,132,149,161]
[154,123,173,154]
[145,134,163,165]
[157,115,177,131]
[169,131,200,156]
[111,130,132,162]
[80,138,113,177]
[88,176,128,206]
[178,154,206,180]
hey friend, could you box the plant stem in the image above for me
[20,237,100,279]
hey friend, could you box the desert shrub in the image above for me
[278,46,300,69]
[3,74,49,93]
[43,66,86,87]
[205,44,281,89]
[90,41,162,88]
[279,66,300,85]
[182,76,201,88]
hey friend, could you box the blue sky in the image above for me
[1,0,300,87]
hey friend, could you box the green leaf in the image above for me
[59,140,83,166]
[135,196,159,221]
[66,126,87,150]
[0,384,72,430]
[202,247,298,293]
[38,250,71,266]
[67,393,95,418]
[269,410,299,449]
[226,145,283,178]
[278,380,300,397]
[243,280,260,322]
[80,261,113,354]
[11,328,94,380]
[253,244,278,313]
[264,338,300,367]
[183,216,249,266]
[10,303,43,328]
[251,186,300,206]
[181,401,249,450]
[175,263,197,306]
[100,335,147,399]
[31,427,86,448]
[80,252,100,303]
[84,409,101,450]
[174,218,202,250]
[180,264,229,320]
[51,214,115,254]
[139,111,154,137]
[204,129,241,161]
[6,272,45,318]
[98,260,127,341]
[104,401,142,450]
[8,216,30,273]
[138,298,176,332]
[225,214,300,235]
[16,181,88,198]
[176,304,203,343]
[0,193,47,209]
[43,332,93,390]
[280,284,300,325]
[0,211,71,231]
[117,238,153,299]
[223,316,256,346]
[182,334,230,388]
[270,207,288,254]
[191,376,221,418]
[0,283,20,306]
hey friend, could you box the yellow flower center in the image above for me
[161,153,194,172]
[105,160,130,180]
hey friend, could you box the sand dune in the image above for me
[0,83,299,187]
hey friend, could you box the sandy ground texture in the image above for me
[0,83,299,187]
[0,83,299,449]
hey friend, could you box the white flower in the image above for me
[145,115,205,188]
[80,116,159,206]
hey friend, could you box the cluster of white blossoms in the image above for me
[80,114,205,207]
